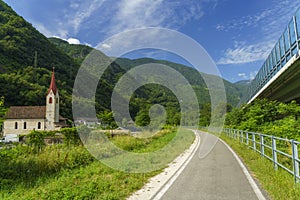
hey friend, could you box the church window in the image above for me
[15,122,18,129]
[38,122,41,129]
[49,97,53,104]
[23,122,27,129]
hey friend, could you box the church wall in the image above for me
[3,119,45,136]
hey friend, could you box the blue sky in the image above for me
[3,0,300,82]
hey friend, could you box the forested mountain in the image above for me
[0,0,124,119]
[0,0,245,128]
[234,80,250,101]
[0,1,78,76]
[48,37,93,65]
[114,57,243,106]
[0,0,78,118]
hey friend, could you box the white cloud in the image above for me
[69,0,107,34]
[237,70,257,80]
[216,24,225,31]
[104,0,205,36]
[84,42,92,47]
[64,0,204,38]
[216,1,299,33]
[25,0,216,44]
[98,28,173,56]
[217,0,300,65]
[33,22,54,37]
[67,38,81,44]
[101,43,111,49]
[238,73,247,79]
[109,0,164,33]
[249,70,258,80]
[217,41,273,65]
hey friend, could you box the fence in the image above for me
[223,128,300,183]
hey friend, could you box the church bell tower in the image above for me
[46,68,59,130]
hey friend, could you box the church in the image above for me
[3,69,67,136]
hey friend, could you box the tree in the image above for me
[26,130,46,152]
[97,110,117,129]
[135,109,150,127]
[0,96,7,133]
[199,103,211,126]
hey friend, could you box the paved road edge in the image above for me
[219,138,266,200]
[127,130,200,200]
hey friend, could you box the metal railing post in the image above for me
[272,136,278,170]
[224,128,300,183]
[260,135,264,156]
[292,140,300,183]
[241,130,244,143]
[252,133,256,150]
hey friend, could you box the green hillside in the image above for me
[0,0,243,128]
[48,38,243,126]
[48,37,93,65]
[233,80,250,103]
[49,37,242,126]
[114,57,242,106]
[0,1,79,118]
[0,1,78,75]
[0,0,125,120]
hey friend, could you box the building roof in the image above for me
[47,68,58,95]
[6,106,46,119]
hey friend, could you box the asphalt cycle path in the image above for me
[158,131,268,200]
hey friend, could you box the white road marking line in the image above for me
[219,138,266,200]
[152,130,201,200]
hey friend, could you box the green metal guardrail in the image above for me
[223,128,300,183]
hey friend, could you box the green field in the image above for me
[0,128,194,200]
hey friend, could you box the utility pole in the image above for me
[34,51,37,69]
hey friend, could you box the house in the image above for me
[2,69,67,137]
[74,117,100,128]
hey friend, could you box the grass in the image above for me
[221,134,300,200]
[110,129,178,153]
[0,128,195,199]
[3,161,157,200]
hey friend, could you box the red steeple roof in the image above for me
[47,68,58,95]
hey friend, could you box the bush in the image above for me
[226,99,300,139]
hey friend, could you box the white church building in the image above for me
[3,69,67,136]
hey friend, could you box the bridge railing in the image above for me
[223,128,300,183]
[246,8,300,103]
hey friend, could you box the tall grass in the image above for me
[0,128,194,199]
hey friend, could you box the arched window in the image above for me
[49,97,53,104]
[37,122,41,129]
[56,97,59,104]
[23,122,27,129]
[15,122,18,129]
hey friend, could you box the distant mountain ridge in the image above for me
[0,0,247,126]
[0,0,124,118]
[113,57,245,106]
[47,37,246,107]
[234,80,251,85]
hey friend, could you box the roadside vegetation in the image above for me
[221,135,300,200]
[226,99,300,141]
[0,127,194,199]
[224,99,300,199]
